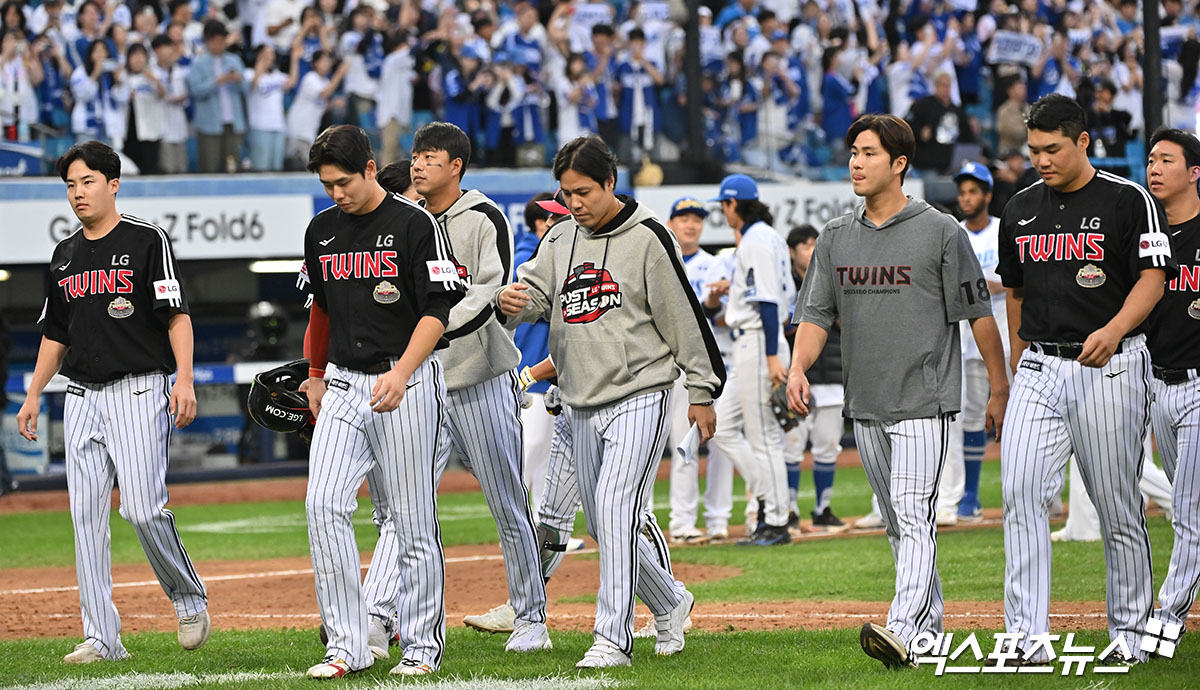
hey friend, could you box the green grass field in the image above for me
[1,462,1195,689]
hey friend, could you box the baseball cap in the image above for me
[953,161,993,189]
[536,189,570,215]
[710,174,759,202]
[670,197,709,219]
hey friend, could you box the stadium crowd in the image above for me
[0,0,1197,176]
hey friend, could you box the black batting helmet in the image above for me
[247,359,315,442]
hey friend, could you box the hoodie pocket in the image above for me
[564,338,635,388]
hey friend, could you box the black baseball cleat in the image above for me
[787,511,799,531]
[811,507,849,533]
[859,623,916,669]
[1098,649,1140,667]
[738,523,791,546]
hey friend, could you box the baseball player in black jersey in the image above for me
[998,95,1174,665]
[1145,128,1200,636]
[16,141,210,664]
[301,126,465,679]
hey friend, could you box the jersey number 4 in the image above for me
[960,278,989,305]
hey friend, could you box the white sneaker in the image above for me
[576,639,632,668]
[306,656,359,679]
[935,509,958,527]
[390,658,436,676]
[670,528,710,545]
[368,615,393,660]
[707,527,729,542]
[654,590,694,656]
[855,512,884,529]
[63,643,104,664]
[1051,527,1100,542]
[178,610,211,650]
[505,620,552,652]
[463,601,516,634]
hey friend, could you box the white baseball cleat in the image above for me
[654,590,695,656]
[306,656,358,679]
[368,615,393,660]
[632,618,656,639]
[178,610,211,650]
[505,620,552,652]
[390,658,436,676]
[576,639,632,668]
[670,527,710,545]
[855,512,885,529]
[935,509,958,527]
[464,601,516,634]
[63,643,105,664]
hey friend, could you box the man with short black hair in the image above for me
[1146,127,1200,635]
[185,19,245,173]
[17,140,209,663]
[301,125,464,678]
[999,94,1172,665]
[408,121,551,653]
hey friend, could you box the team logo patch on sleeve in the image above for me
[373,280,400,304]
[153,279,181,301]
[560,262,622,323]
[107,297,135,318]
[1076,263,1106,288]
[427,260,462,284]
[1139,233,1172,259]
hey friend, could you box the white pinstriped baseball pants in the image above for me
[64,372,207,660]
[571,389,686,656]
[1002,337,1154,660]
[307,357,447,671]
[1152,374,1200,629]
[854,415,950,649]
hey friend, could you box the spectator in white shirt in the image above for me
[0,28,43,141]
[285,49,347,168]
[377,31,415,166]
[69,38,128,146]
[151,33,189,173]
[122,42,164,173]
[266,0,305,58]
[245,42,296,171]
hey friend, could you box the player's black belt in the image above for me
[1152,365,1199,385]
[357,359,398,375]
[1030,341,1125,359]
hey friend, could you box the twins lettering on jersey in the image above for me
[560,262,622,323]
[317,251,400,280]
[836,265,913,286]
[57,269,135,301]
[1013,233,1105,262]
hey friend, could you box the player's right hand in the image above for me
[498,283,531,316]
[786,368,812,417]
[305,377,326,418]
[16,397,38,441]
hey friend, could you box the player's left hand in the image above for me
[984,388,1008,440]
[1078,326,1121,368]
[169,379,197,429]
[688,403,716,444]
[370,368,410,413]
[766,355,787,387]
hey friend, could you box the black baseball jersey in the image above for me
[40,215,188,383]
[303,193,466,371]
[1147,215,1200,369]
[997,170,1173,343]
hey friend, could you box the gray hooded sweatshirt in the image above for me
[795,198,992,421]
[497,196,726,410]
[434,189,522,390]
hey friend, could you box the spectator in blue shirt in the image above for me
[443,43,486,147]
[499,1,543,74]
[615,27,663,161]
[715,0,758,31]
[585,23,619,145]
[186,19,247,173]
[717,50,758,161]
[33,33,72,129]
[820,44,857,156]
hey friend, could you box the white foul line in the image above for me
[0,550,598,596]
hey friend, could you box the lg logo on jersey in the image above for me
[112,254,130,266]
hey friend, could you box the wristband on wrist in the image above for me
[692,400,714,407]
[309,367,326,379]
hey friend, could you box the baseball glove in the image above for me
[770,382,800,432]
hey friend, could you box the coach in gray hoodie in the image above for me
[497,136,725,669]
